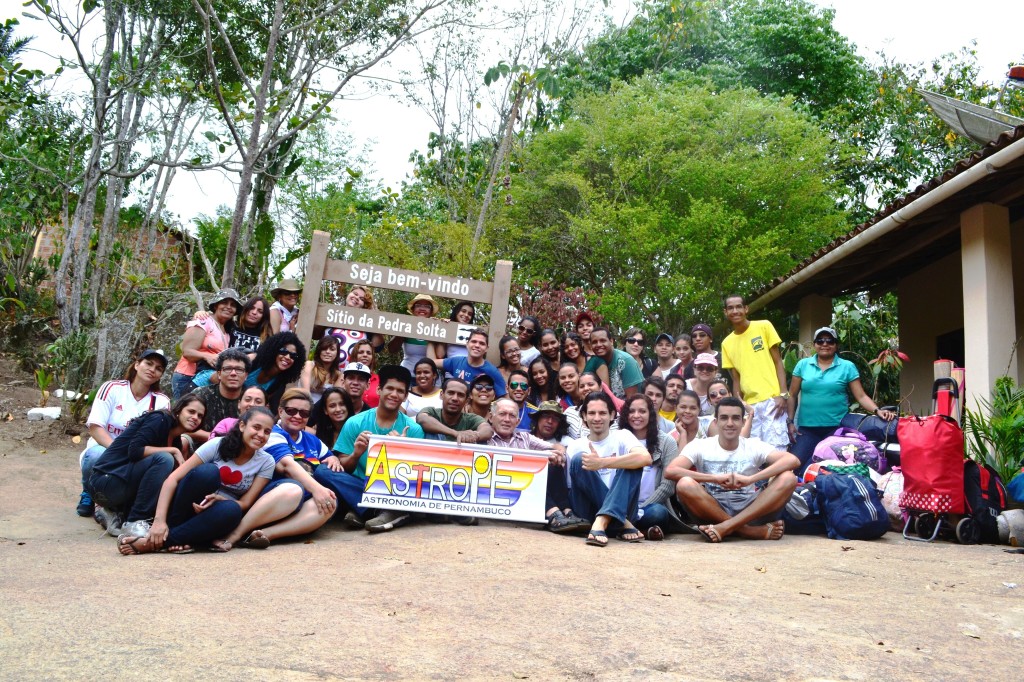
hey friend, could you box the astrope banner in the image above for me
[359,435,550,522]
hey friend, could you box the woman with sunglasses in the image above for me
[215,388,338,550]
[704,382,754,438]
[622,327,656,378]
[786,326,896,474]
[516,315,542,367]
[402,357,442,417]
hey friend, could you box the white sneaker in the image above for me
[120,520,151,538]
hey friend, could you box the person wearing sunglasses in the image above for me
[214,388,338,549]
[682,324,717,381]
[786,326,896,475]
[467,375,498,419]
[516,315,543,367]
[621,327,656,379]
[506,368,538,431]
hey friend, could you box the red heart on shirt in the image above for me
[219,466,243,485]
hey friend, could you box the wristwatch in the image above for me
[778,392,791,400]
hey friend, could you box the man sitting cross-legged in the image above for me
[666,397,798,542]
[567,391,651,547]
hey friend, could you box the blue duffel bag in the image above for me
[814,472,890,541]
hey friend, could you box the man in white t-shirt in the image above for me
[567,392,651,546]
[666,397,798,542]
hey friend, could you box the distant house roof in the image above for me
[751,124,1024,311]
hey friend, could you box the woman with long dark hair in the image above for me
[560,331,588,374]
[618,393,682,540]
[516,315,542,366]
[299,335,343,404]
[89,394,207,537]
[117,407,277,555]
[306,387,355,449]
[436,301,476,360]
[527,357,558,405]
[537,329,561,366]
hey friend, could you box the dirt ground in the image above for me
[1,355,1022,681]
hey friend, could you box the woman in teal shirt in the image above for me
[785,326,895,474]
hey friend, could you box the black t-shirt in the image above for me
[231,329,261,352]
[192,385,240,431]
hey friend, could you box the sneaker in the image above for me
[364,510,410,533]
[120,520,151,538]
[105,512,125,537]
[93,505,110,529]
[76,491,94,517]
[342,511,365,530]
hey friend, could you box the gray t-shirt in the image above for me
[679,436,773,495]
[195,437,275,500]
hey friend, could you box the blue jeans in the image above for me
[80,444,106,493]
[164,463,244,547]
[568,454,642,526]
[171,372,195,401]
[633,502,680,532]
[791,425,838,476]
[313,466,367,519]
[89,452,175,522]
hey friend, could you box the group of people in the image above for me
[75,284,896,553]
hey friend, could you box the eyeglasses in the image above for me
[814,338,837,346]
[517,325,536,335]
[625,338,645,346]
[509,381,529,390]
[220,366,247,374]
[695,365,716,372]
[278,349,302,361]
[472,384,495,392]
[710,389,730,397]
[282,406,311,419]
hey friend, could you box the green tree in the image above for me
[491,77,848,333]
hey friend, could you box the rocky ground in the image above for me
[0,355,1021,680]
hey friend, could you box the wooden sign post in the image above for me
[295,231,514,365]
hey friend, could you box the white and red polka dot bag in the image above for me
[896,414,965,515]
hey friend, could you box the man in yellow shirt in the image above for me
[720,295,790,449]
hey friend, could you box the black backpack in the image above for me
[963,460,1008,544]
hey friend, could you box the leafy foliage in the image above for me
[964,376,1024,484]
[491,77,847,334]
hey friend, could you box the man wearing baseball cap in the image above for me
[342,362,374,414]
[652,333,680,379]
[682,324,719,381]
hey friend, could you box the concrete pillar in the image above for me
[961,202,1017,413]
[798,294,833,348]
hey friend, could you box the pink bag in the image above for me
[811,428,884,472]
[876,466,906,531]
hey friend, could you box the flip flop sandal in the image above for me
[240,531,271,549]
[696,525,723,543]
[117,534,146,555]
[617,528,644,543]
[167,546,195,554]
[585,529,609,547]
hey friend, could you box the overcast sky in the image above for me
[5,1,1021,226]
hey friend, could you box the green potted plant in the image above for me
[963,376,1024,506]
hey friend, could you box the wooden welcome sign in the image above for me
[294,231,514,365]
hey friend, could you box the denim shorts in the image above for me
[260,477,309,514]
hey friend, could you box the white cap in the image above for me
[343,362,372,377]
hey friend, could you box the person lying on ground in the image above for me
[666,397,798,543]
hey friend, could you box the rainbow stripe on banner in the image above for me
[360,435,550,523]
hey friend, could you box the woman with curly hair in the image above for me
[246,332,306,410]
